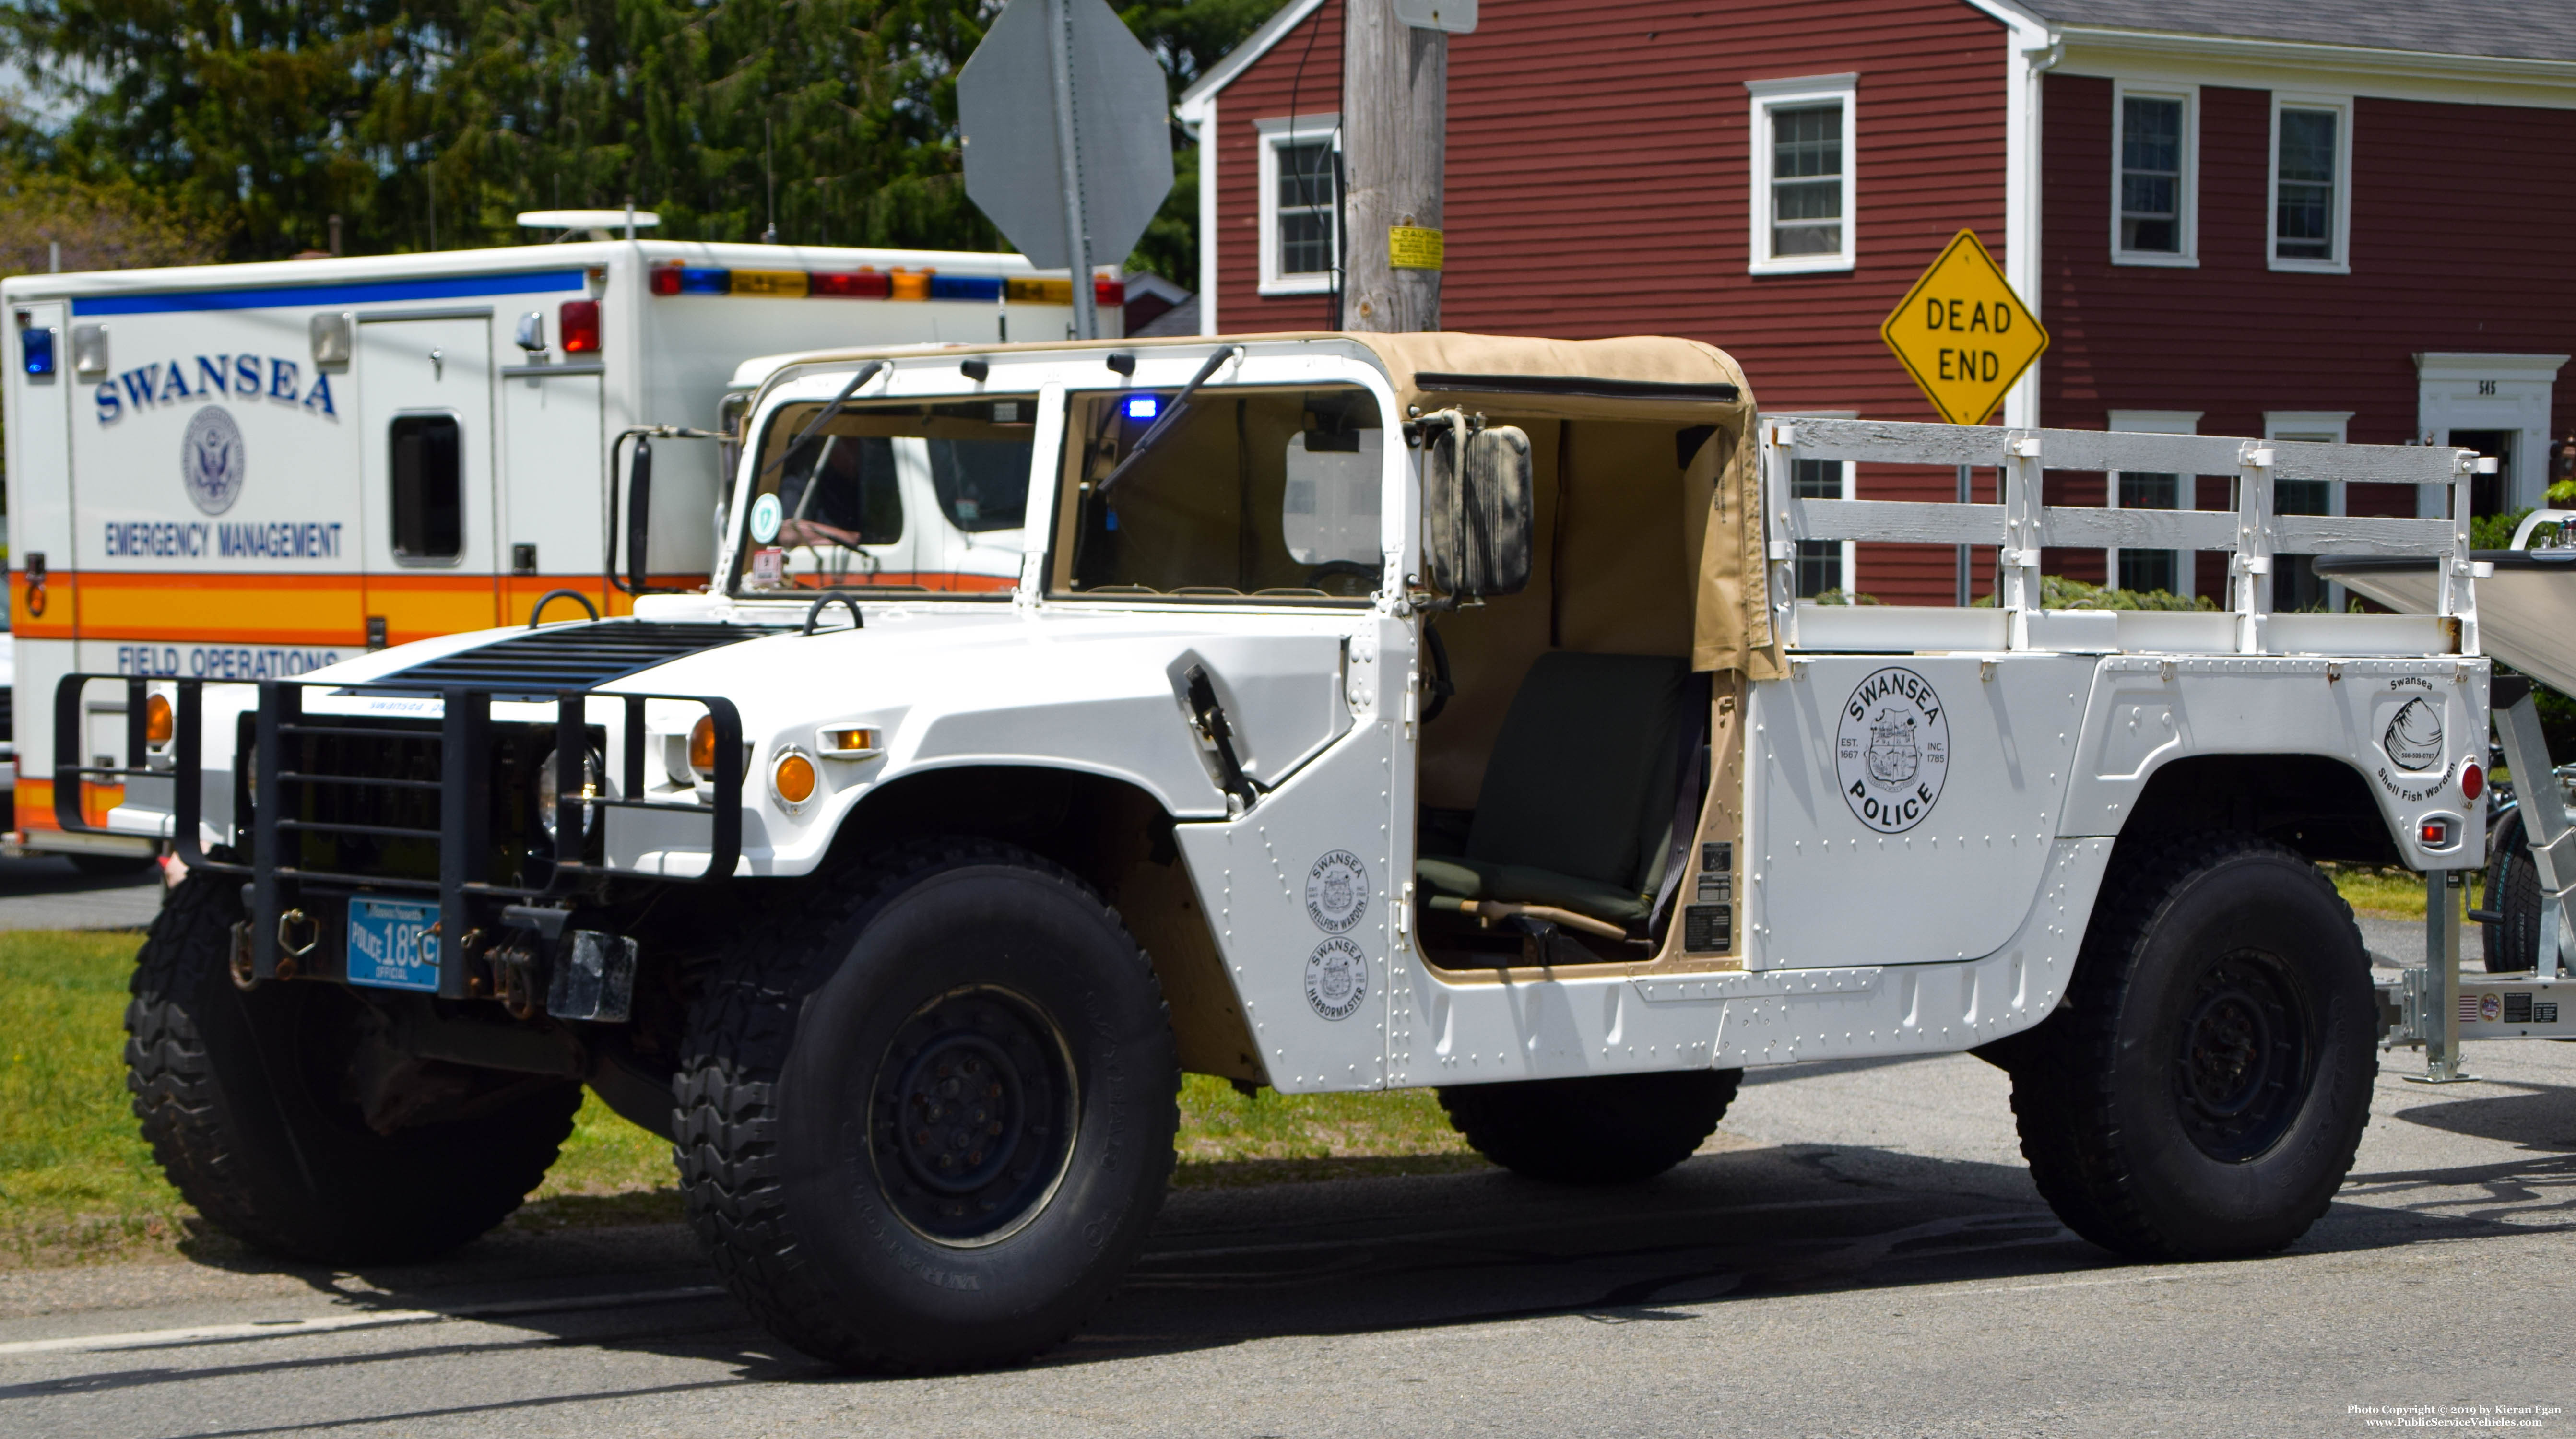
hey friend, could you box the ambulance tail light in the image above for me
[560,299,601,354]
[810,270,892,299]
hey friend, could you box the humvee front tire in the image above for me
[2004,833,2375,1260]
[675,840,1180,1373]
[1438,1069,1742,1184]
[125,873,582,1262]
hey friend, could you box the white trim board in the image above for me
[2054,33,2576,111]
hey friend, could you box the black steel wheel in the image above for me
[676,839,1179,1373]
[1994,832,2374,1261]
[871,987,1076,1245]
[2170,952,2314,1163]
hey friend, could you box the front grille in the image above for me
[264,713,590,892]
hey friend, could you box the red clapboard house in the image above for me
[1177,0,2576,606]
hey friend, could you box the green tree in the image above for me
[1,0,1285,279]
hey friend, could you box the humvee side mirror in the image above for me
[1421,413,1532,598]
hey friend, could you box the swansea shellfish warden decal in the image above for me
[1837,667,1950,834]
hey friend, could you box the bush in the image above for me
[1973,575,2215,611]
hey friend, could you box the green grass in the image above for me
[2328,863,2481,920]
[0,930,1481,1266]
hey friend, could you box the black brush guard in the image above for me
[54,673,744,999]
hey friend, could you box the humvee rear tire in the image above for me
[2004,833,2375,1261]
[674,839,1180,1373]
[125,873,582,1262]
[1437,1069,1742,1184]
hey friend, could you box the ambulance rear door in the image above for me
[357,316,500,642]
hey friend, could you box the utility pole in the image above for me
[1341,0,1447,333]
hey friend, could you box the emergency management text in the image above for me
[103,520,342,559]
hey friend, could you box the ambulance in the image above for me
[0,213,1107,864]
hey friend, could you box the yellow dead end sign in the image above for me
[1880,229,2049,426]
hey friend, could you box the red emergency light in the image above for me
[561,299,601,354]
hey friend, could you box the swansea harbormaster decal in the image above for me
[1837,666,1950,834]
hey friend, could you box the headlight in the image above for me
[536,746,603,844]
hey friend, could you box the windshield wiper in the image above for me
[1093,346,1243,499]
[760,360,887,482]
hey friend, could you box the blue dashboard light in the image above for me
[21,326,53,377]
[1125,394,1159,422]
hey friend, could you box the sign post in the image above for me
[957,0,1174,340]
[1881,230,2049,603]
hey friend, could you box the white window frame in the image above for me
[1769,408,1856,595]
[2267,94,2352,275]
[2110,81,2198,268]
[2105,409,2202,599]
[1256,113,1341,296]
[1745,74,1858,276]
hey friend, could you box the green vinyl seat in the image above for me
[1416,651,1695,927]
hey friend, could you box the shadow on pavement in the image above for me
[35,1111,2576,1431]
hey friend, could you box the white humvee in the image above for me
[92,332,2490,1372]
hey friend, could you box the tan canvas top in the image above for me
[758,329,1773,677]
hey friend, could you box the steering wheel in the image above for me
[1304,560,1378,597]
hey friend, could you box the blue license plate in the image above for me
[346,898,440,992]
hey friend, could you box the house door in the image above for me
[358,317,498,645]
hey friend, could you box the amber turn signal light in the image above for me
[688,715,717,778]
[144,693,174,748]
[772,752,818,805]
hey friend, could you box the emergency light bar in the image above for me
[646,264,1122,308]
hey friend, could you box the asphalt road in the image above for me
[3,1014,2570,1439]
[0,852,165,930]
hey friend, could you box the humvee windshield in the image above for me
[734,396,1037,595]
[1049,384,1385,602]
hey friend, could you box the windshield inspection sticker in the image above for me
[1305,850,1370,933]
[748,492,783,544]
[1837,667,1950,834]
[1304,937,1369,1021]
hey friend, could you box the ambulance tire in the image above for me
[124,872,582,1263]
[2483,809,2544,974]
[1437,1069,1742,1185]
[2006,832,2375,1261]
[674,839,1180,1374]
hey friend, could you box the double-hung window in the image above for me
[1789,456,1853,598]
[2112,84,2196,265]
[2105,410,2201,600]
[1746,75,1857,274]
[1257,114,1340,295]
[2269,97,2351,272]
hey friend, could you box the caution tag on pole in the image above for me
[1388,226,1445,271]
[1879,230,2049,426]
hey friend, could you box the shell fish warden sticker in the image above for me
[180,404,246,517]
[1837,667,1950,835]
[2384,696,2444,772]
[1304,849,1370,933]
[1305,936,1369,1021]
